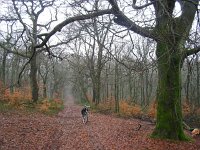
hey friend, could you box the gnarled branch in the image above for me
[183,46,200,59]
[35,9,113,48]
[108,0,157,40]
[132,0,155,9]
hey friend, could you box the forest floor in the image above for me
[0,99,200,150]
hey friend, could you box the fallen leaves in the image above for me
[0,105,200,150]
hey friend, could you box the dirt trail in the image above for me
[0,103,200,150]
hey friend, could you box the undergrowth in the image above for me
[0,88,64,115]
[84,96,200,124]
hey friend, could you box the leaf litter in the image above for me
[0,105,200,150]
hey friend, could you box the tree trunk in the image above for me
[185,59,191,103]
[128,70,133,102]
[92,87,96,103]
[95,78,101,105]
[151,43,189,140]
[133,78,137,103]
[2,50,8,86]
[30,54,39,102]
[93,60,102,105]
[43,81,47,99]
[145,70,150,105]
[10,55,18,93]
[196,55,200,106]
[115,62,119,113]
[91,69,101,105]
[106,66,109,100]
[140,73,145,106]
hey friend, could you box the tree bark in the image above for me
[10,55,19,93]
[185,59,191,103]
[128,70,133,101]
[30,53,39,102]
[2,50,8,86]
[151,42,189,140]
[196,55,200,106]
[115,62,119,113]
[43,81,47,99]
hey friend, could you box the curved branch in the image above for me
[113,11,158,40]
[18,47,36,85]
[183,46,200,59]
[108,0,157,40]
[37,34,80,53]
[132,0,155,9]
[12,0,35,43]
[0,17,18,22]
[35,9,113,48]
[12,0,26,28]
[0,43,30,58]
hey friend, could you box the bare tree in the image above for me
[68,0,113,105]
[10,0,58,102]
[106,0,200,140]
[9,0,78,102]
[1,0,199,140]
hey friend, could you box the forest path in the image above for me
[0,102,200,150]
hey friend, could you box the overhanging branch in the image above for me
[35,9,113,48]
[108,0,157,40]
[183,46,200,59]
[0,43,30,58]
[113,11,157,40]
[132,0,155,9]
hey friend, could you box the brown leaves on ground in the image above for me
[0,105,200,150]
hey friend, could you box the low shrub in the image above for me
[2,89,32,108]
[147,100,157,119]
[119,100,142,117]
[37,98,64,114]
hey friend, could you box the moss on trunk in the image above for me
[151,43,190,141]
